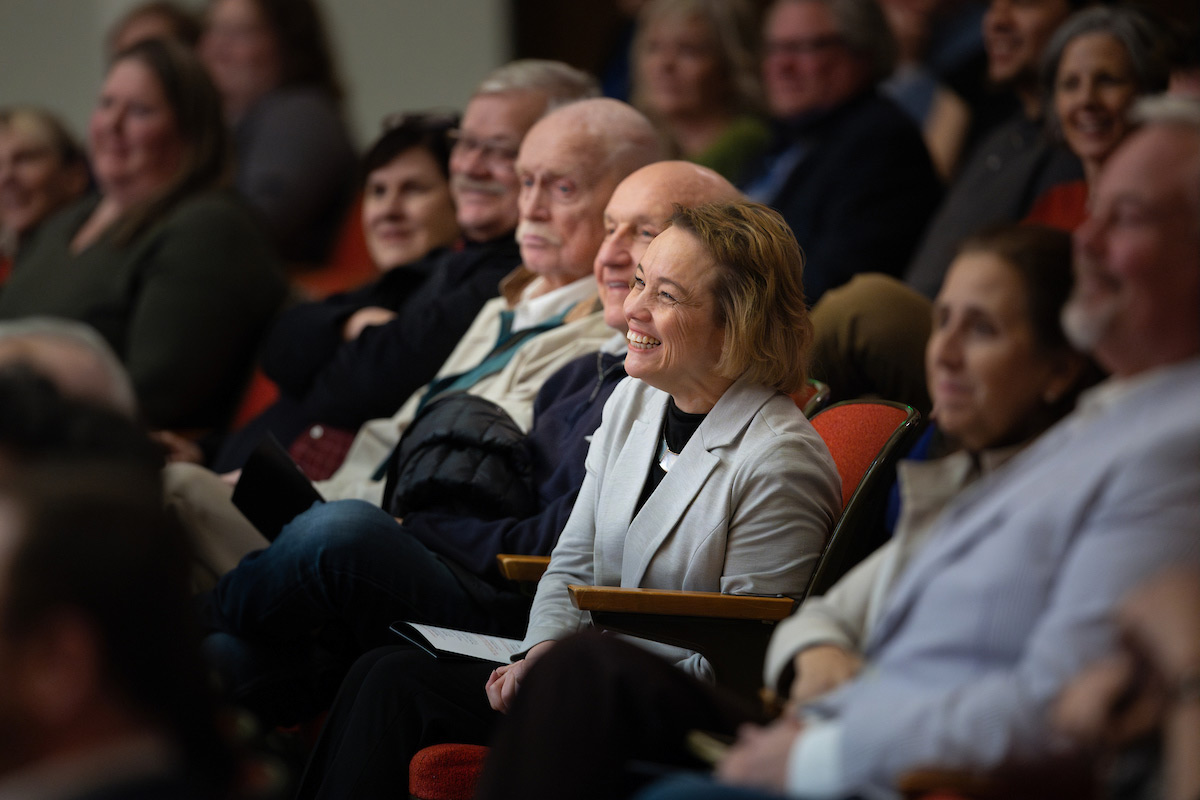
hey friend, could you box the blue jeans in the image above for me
[201,499,529,723]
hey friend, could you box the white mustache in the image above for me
[516,221,562,247]
[452,176,508,196]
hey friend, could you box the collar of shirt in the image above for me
[1074,356,1200,423]
[510,273,596,332]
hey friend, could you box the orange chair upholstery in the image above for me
[408,743,491,800]
[805,399,921,595]
[289,194,377,300]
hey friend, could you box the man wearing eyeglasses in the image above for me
[204,60,599,477]
[740,0,941,306]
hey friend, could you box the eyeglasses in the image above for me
[447,130,520,166]
[765,34,847,57]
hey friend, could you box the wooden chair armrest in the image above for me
[496,554,550,583]
[567,585,796,621]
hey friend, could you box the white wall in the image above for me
[0,0,509,149]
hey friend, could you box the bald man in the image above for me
[200,161,741,726]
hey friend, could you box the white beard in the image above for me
[1061,291,1118,353]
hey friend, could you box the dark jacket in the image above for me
[401,349,627,582]
[904,111,1082,298]
[747,90,943,306]
[383,393,536,521]
[211,235,520,471]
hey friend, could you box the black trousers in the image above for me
[476,632,769,800]
[295,643,497,799]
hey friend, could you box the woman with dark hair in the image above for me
[200,0,356,264]
[206,112,475,471]
[0,39,285,432]
[1026,5,1171,230]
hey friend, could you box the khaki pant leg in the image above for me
[164,461,270,591]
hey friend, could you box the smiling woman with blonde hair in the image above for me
[294,200,842,799]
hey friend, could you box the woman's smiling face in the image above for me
[623,225,729,412]
[1053,31,1137,171]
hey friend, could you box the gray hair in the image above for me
[772,0,897,86]
[1041,6,1172,139]
[1133,94,1200,230]
[632,0,765,117]
[475,59,601,111]
[1132,93,1200,130]
[0,318,137,417]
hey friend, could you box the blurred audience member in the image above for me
[200,0,356,264]
[742,0,942,305]
[0,449,230,799]
[107,0,203,57]
[1055,566,1200,800]
[0,107,89,282]
[1025,5,1171,230]
[0,317,136,417]
[879,0,973,178]
[904,0,1084,297]
[632,0,770,181]
[208,60,598,473]
[0,39,285,432]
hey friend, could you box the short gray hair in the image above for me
[0,317,137,417]
[1132,93,1200,130]
[475,59,600,110]
[1133,94,1200,230]
[1041,6,1171,139]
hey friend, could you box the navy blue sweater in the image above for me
[402,349,627,582]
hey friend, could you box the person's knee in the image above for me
[278,499,395,553]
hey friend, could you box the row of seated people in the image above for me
[0,353,1193,800]
[0,0,1191,447]
[0,3,1197,799]
[287,98,1199,800]
[0,84,1196,799]
[2,90,1200,800]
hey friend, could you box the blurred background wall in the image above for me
[0,0,510,147]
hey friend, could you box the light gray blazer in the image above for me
[796,357,1200,797]
[521,375,842,680]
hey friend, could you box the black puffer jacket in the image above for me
[382,392,535,521]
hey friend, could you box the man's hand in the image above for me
[791,644,862,705]
[342,306,397,341]
[716,717,804,792]
[484,639,554,713]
